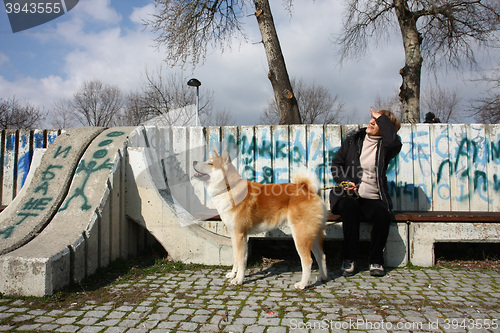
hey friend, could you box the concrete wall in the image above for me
[132,124,500,216]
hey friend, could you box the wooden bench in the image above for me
[199,211,499,267]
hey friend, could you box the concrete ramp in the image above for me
[0,127,105,255]
[126,147,232,265]
[0,128,136,296]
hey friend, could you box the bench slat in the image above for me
[199,211,500,223]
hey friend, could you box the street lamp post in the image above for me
[187,78,201,126]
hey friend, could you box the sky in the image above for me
[0,0,498,127]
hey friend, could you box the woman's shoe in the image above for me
[370,263,385,277]
[341,260,356,277]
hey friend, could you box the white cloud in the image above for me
[0,53,8,67]
[74,0,122,24]
[129,4,157,25]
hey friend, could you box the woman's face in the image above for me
[366,113,381,136]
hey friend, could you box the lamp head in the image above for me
[187,78,201,87]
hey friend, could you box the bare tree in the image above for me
[207,109,236,126]
[373,92,404,121]
[51,98,79,128]
[63,80,123,127]
[0,96,44,129]
[139,67,213,126]
[336,0,500,123]
[146,0,302,125]
[472,93,500,124]
[471,64,500,123]
[260,77,345,124]
[421,84,462,123]
[113,91,150,126]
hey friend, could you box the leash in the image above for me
[321,181,359,199]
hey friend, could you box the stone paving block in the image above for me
[102,327,127,333]
[86,310,109,318]
[74,328,101,333]
[125,329,149,333]
[178,322,199,331]
[54,316,78,325]
[11,314,34,322]
[155,321,177,329]
[17,324,41,331]
[244,325,265,332]
[34,316,55,323]
[56,324,80,332]
[106,311,126,319]
[39,324,60,331]
[76,317,99,325]
[266,327,287,333]
[99,319,121,327]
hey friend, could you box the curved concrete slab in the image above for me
[126,146,232,266]
[0,127,105,255]
[0,128,135,296]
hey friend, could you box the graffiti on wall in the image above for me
[392,126,500,208]
[59,130,125,211]
[208,129,340,186]
[0,144,71,239]
[2,130,60,205]
[205,125,499,210]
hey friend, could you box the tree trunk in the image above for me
[394,0,423,124]
[254,0,302,124]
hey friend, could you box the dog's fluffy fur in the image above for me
[193,150,327,289]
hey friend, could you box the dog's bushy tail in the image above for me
[292,169,321,195]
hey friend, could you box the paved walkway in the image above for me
[0,263,499,332]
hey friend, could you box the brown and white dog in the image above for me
[193,150,327,289]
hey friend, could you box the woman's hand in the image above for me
[342,181,358,196]
[370,107,380,119]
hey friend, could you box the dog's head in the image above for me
[193,150,232,184]
[193,150,248,211]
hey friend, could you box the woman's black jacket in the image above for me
[329,114,402,212]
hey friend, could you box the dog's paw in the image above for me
[226,272,236,279]
[294,282,307,290]
[230,278,243,285]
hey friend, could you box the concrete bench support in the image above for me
[410,222,500,267]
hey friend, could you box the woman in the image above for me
[330,108,402,277]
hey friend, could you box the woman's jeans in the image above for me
[335,196,391,265]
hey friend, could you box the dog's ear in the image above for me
[210,150,219,158]
[222,150,231,163]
